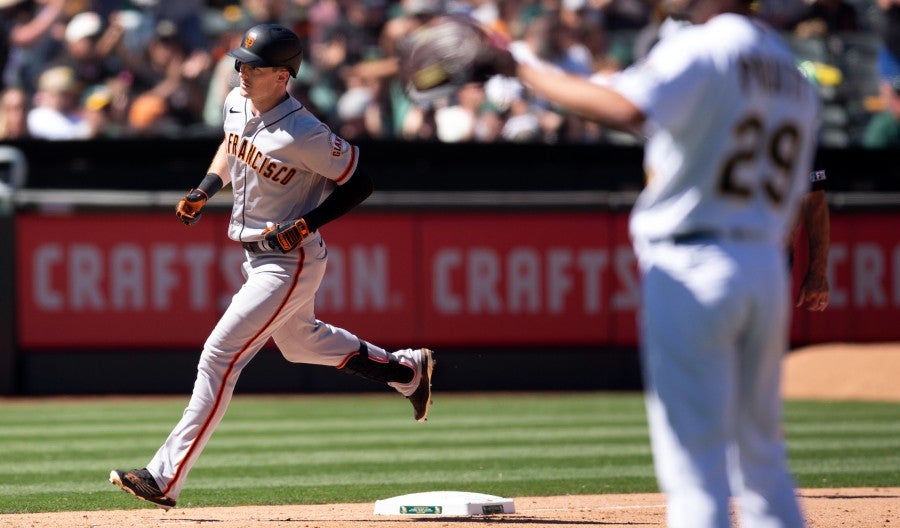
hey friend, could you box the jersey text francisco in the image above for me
[226,132,297,185]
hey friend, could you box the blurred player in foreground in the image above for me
[508,0,820,522]
[513,0,820,516]
[401,0,822,525]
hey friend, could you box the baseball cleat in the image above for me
[408,348,435,422]
[109,468,176,510]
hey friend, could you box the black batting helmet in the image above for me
[228,24,303,77]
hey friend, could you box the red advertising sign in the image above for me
[15,209,900,349]
[16,214,230,347]
[790,212,900,343]
[416,213,639,345]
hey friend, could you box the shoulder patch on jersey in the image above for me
[329,133,351,158]
[810,170,827,183]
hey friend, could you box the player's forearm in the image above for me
[517,64,644,132]
[205,140,231,187]
[803,191,830,277]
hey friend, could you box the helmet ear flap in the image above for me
[234,60,241,73]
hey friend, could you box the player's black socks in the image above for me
[338,342,414,384]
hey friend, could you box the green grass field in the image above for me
[1,392,898,514]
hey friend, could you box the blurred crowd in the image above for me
[1,0,899,147]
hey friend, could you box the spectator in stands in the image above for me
[333,55,395,141]
[381,0,445,60]
[787,0,859,38]
[337,0,447,138]
[473,106,504,142]
[397,100,438,140]
[0,85,30,139]
[231,0,294,29]
[594,0,653,31]
[433,81,489,142]
[335,84,375,139]
[500,95,542,142]
[118,19,212,129]
[127,90,186,136]
[1,0,67,93]
[202,26,244,128]
[82,83,122,138]
[341,0,391,59]
[490,0,535,42]
[305,23,357,123]
[862,75,900,148]
[753,0,809,31]
[27,65,92,139]
[876,0,900,103]
[141,0,214,56]
[60,11,120,88]
[0,0,23,86]
[0,0,883,144]
[545,14,595,76]
[632,1,689,61]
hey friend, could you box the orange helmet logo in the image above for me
[244,34,256,48]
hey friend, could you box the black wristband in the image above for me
[197,173,224,198]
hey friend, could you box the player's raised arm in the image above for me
[395,14,644,133]
[516,65,645,134]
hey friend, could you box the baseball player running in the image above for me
[109,23,434,510]
[458,0,819,526]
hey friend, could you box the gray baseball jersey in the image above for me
[143,88,428,502]
[222,87,359,242]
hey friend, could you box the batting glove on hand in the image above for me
[264,218,311,253]
[175,189,208,225]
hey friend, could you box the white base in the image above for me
[373,491,516,516]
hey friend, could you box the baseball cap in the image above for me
[38,66,79,93]
[65,11,103,43]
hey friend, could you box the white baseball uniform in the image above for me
[144,88,423,501]
[611,14,819,528]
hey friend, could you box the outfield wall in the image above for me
[1,140,898,395]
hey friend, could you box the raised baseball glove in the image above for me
[397,14,515,104]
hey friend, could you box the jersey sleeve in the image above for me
[611,29,713,133]
[297,125,359,185]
